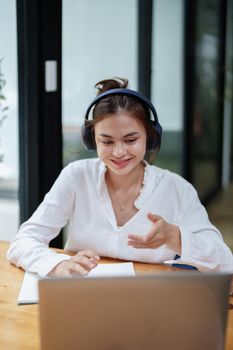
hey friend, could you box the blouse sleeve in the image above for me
[171,182,233,272]
[7,164,76,277]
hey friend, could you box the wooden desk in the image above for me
[0,240,232,350]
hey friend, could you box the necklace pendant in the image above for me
[120,205,125,211]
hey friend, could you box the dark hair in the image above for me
[85,77,160,162]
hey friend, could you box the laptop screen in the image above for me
[39,272,231,350]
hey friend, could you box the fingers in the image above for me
[71,251,100,270]
[78,249,100,260]
[147,213,162,223]
[128,231,164,249]
[128,223,160,244]
[66,261,90,277]
[128,214,181,252]
[70,255,94,270]
[48,250,100,278]
[128,241,162,249]
[48,260,91,278]
[128,233,147,243]
[128,213,164,249]
[76,250,100,264]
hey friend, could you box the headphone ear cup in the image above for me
[81,124,96,150]
[147,120,162,151]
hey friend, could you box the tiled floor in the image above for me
[207,183,233,251]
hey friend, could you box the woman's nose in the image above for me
[112,143,127,157]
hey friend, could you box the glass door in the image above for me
[187,0,226,199]
[0,0,19,241]
[62,0,138,166]
[151,0,184,174]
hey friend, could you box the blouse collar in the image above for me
[96,159,163,209]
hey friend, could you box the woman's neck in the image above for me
[105,162,145,190]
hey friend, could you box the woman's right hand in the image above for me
[48,250,100,278]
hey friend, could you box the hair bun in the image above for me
[95,77,128,95]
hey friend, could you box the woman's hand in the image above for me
[48,250,100,278]
[128,213,181,254]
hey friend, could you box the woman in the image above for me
[7,78,233,277]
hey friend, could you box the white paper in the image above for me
[17,271,40,304]
[17,262,135,305]
[87,262,135,278]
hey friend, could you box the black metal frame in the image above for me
[17,0,63,247]
[138,0,153,98]
[183,0,195,182]
[183,0,227,204]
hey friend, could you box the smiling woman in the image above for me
[94,112,147,227]
[95,114,146,173]
[7,77,233,278]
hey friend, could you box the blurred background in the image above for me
[0,0,232,250]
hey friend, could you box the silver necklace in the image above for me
[108,172,144,211]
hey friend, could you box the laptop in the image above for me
[39,272,231,350]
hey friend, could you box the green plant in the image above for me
[0,57,9,162]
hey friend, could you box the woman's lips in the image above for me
[111,159,131,168]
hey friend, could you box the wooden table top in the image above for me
[0,240,232,350]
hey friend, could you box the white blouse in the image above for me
[7,158,233,277]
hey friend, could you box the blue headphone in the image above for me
[82,88,162,151]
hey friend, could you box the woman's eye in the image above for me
[126,139,137,144]
[102,140,113,145]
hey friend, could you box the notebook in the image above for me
[39,272,231,350]
[17,262,135,304]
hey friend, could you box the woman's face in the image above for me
[94,112,147,176]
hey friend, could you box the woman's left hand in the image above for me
[128,213,181,254]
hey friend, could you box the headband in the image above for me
[84,88,161,128]
[82,88,162,151]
